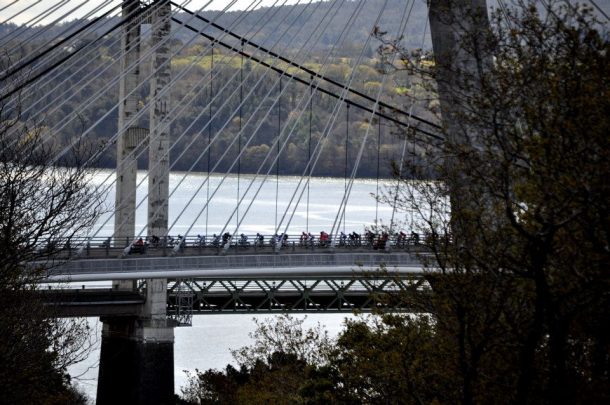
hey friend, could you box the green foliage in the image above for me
[330,315,444,404]
[181,315,333,405]
[231,314,333,369]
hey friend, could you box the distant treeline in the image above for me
[2,0,444,178]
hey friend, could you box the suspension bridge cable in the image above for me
[170,20,442,140]
[56,2,223,239]
[76,0,422,243]
[2,0,145,149]
[0,1,121,82]
[78,0,265,244]
[0,0,42,26]
[206,43,214,239]
[86,25,268,245]
[220,0,418,246]
[156,0,335,242]
[73,0,257,203]
[0,3,132,102]
[238,38,244,229]
[175,25,444,141]
[208,0,351,244]
[4,0,90,54]
[495,0,516,28]
[210,0,357,241]
[307,75,312,232]
[328,0,415,247]
[327,0,405,246]
[159,35,312,243]
[50,0,418,246]
[18,0,180,110]
[242,2,359,240]
[4,1,171,153]
[281,0,386,240]
[47,0,219,165]
[4,0,121,116]
[375,116,381,224]
[275,75,282,232]
[589,0,609,20]
[211,30,357,243]
[0,0,69,49]
[1,12,120,109]
[39,2,241,246]
[343,103,349,234]
[3,0,112,70]
[158,0,320,241]
[271,0,369,241]
[386,2,430,249]
[0,0,20,15]
[8,9,128,119]
[5,0,115,64]
[86,0,279,241]
[171,1,441,133]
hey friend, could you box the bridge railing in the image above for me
[37,232,428,259]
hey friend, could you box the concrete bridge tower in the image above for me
[99,1,174,404]
[428,0,491,139]
[113,0,142,247]
[428,0,491,241]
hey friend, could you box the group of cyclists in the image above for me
[129,229,421,252]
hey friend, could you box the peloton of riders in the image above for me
[125,229,421,254]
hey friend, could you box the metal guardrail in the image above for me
[44,252,421,280]
[35,232,425,259]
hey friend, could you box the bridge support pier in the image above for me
[98,278,174,404]
[97,318,174,405]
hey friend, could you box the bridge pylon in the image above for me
[100,1,174,404]
[114,0,142,249]
[428,0,492,240]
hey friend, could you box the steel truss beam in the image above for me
[166,273,427,314]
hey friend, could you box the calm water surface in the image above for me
[90,170,406,237]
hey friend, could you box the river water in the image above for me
[68,171,412,400]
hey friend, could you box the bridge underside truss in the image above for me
[167,275,426,314]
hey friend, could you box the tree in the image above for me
[327,314,444,404]
[375,1,609,403]
[0,58,103,403]
[181,314,333,404]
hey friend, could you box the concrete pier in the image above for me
[97,280,174,404]
[97,318,174,405]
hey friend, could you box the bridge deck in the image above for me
[44,250,424,281]
[41,248,426,316]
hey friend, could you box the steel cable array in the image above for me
[85,0,283,242]
[2,0,444,250]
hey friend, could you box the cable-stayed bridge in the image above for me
[0,0,502,402]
